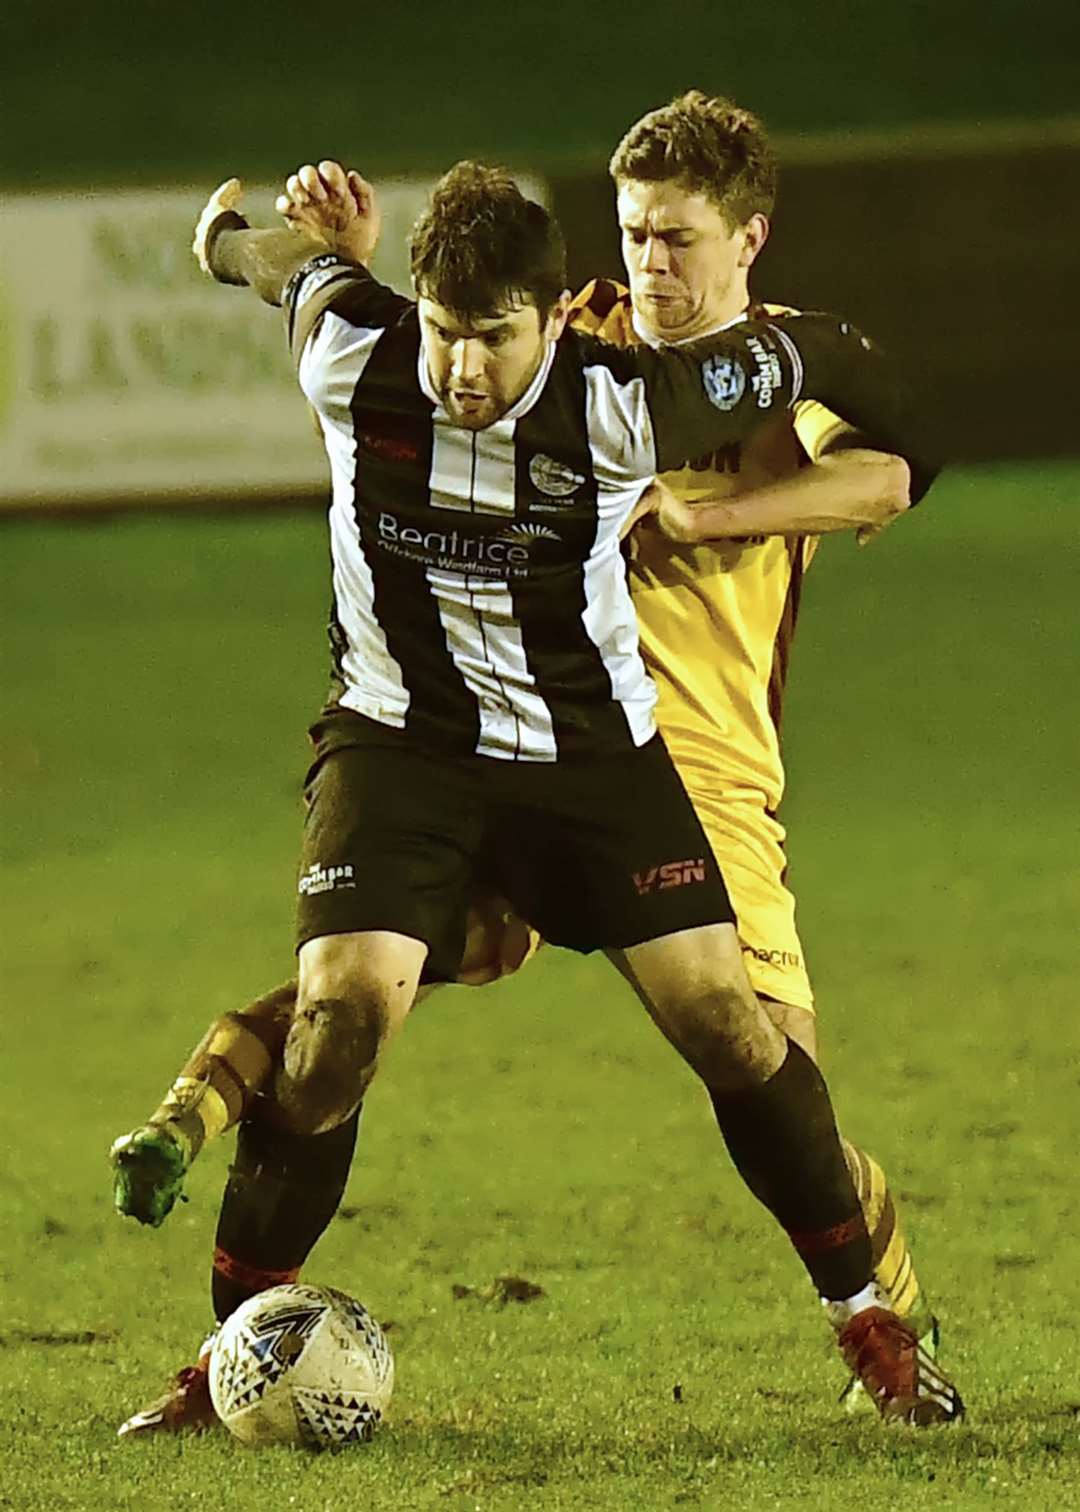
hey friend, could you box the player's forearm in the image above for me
[676,451,911,542]
[207,214,329,306]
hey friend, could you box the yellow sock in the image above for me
[842,1138,933,1337]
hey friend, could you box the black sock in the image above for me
[709,1040,872,1301]
[210,1106,360,1324]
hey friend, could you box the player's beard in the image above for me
[442,389,503,429]
[439,346,546,430]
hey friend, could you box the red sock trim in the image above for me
[212,1246,300,1291]
[787,1213,867,1255]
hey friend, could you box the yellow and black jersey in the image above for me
[570,279,854,813]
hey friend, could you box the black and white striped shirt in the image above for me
[286,257,805,762]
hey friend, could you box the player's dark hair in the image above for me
[410,161,567,322]
[609,90,777,227]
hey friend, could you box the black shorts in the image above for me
[296,708,734,980]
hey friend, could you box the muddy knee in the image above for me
[664,986,785,1090]
[274,997,380,1136]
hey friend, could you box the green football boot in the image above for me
[110,1124,189,1227]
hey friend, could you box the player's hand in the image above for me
[192,177,245,275]
[275,160,382,266]
[636,477,703,544]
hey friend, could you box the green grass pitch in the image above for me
[1,461,1078,1510]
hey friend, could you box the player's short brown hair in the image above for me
[609,90,777,228]
[410,162,567,321]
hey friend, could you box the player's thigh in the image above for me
[279,929,428,1135]
[297,712,483,982]
[616,919,750,1009]
[455,894,542,987]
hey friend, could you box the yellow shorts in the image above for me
[682,782,814,1012]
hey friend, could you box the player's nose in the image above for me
[450,339,485,384]
[641,236,670,273]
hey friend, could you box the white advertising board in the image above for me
[0,177,544,508]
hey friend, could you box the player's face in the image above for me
[617,179,768,341]
[418,294,570,430]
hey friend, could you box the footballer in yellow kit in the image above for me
[572,280,857,1012]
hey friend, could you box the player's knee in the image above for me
[299,932,420,1033]
[275,994,381,1136]
[664,982,781,1090]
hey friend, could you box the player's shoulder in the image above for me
[287,254,416,381]
[569,278,636,345]
[287,254,414,337]
[755,298,800,319]
[751,299,854,459]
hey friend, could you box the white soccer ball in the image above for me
[208,1282,394,1448]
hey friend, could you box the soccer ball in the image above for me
[208,1283,394,1448]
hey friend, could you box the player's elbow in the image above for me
[821,446,912,518]
[878,452,912,514]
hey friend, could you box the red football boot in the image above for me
[117,1334,219,1437]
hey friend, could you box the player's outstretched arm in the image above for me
[192,178,332,305]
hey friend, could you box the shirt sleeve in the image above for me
[587,311,939,500]
[791,400,857,462]
[283,254,413,372]
[583,319,804,478]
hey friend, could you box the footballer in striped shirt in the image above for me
[111,112,961,1432]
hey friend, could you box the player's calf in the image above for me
[623,926,877,1303]
[212,1106,362,1324]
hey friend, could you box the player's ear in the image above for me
[545,289,573,341]
[739,214,770,270]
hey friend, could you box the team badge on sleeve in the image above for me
[701,355,747,412]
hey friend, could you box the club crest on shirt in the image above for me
[528,453,585,497]
[701,355,746,412]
